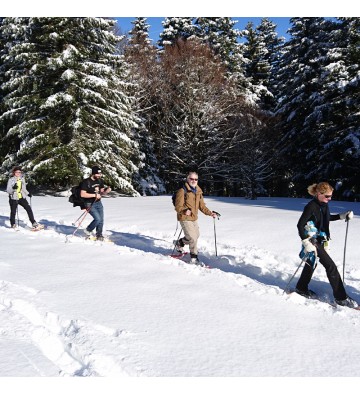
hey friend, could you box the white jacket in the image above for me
[6,175,30,200]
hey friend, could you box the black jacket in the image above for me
[297,198,340,240]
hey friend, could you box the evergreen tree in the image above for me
[0,17,9,163]
[158,17,195,48]
[276,17,360,198]
[194,17,253,102]
[314,18,360,198]
[275,17,336,195]
[242,21,272,107]
[194,17,240,69]
[125,17,166,195]
[255,18,285,111]
[128,17,153,48]
[0,17,142,194]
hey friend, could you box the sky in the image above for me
[115,17,293,44]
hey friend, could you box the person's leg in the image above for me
[18,198,36,224]
[95,202,104,236]
[317,245,347,300]
[295,259,314,292]
[180,221,200,255]
[86,202,102,233]
[9,198,18,226]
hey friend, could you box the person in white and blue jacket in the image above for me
[6,166,42,230]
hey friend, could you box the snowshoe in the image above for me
[335,296,359,309]
[295,288,317,299]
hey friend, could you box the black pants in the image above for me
[9,198,36,226]
[296,243,347,300]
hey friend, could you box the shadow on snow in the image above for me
[2,214,359,303]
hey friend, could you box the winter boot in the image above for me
[174,238,185,253]
[32,222,44,230]
[295,288,317,299]
[335,296,359,308]
[189,253,205,267]
[84,228,93,238]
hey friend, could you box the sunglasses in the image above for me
[189,178,198,181]
[322,193,332,198]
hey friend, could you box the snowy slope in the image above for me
[1,192,360,381]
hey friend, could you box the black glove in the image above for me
[28,193,32,198]
[12,184,18,190]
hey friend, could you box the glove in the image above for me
[324,239,330,252]
[339,210,353,221]
[12,184,18,190]
[302,238,317,253]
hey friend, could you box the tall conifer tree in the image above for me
[0,17,141,194]
[275,17,335,194]
[158,17,195,48]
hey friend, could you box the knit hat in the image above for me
[91,166,102,175]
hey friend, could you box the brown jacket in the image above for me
[174,183,213,221]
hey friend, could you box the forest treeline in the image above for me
[0,17,359,199]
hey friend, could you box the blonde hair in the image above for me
[307,182,334,197]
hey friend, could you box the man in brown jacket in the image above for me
[174,171,217,265]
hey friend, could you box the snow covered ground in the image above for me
[1,191,360,390]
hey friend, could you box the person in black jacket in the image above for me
[80,166,111,241]
[296,182,356,307]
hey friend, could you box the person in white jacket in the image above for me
[6,166,43,230]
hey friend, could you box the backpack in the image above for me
[69,179,90,210]
[172,185,187,206]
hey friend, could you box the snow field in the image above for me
[1,193,360,395]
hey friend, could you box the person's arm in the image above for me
[6,179,15,194]
[80,189,99,199]
[297,204,313,240]
[80,180,98,199]
[175,188,189,215]
[199,194,214,216]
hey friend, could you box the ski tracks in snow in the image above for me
[0,279,142,376]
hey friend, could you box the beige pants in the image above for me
[180,220,200,255]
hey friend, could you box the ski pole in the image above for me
[173,220,179,236]
[16,202,19,227]
[342,219,350,283]
[213,217,218,256]
[213,212,221,257]
[70,203,94,238]
[283,254,309,295]
[72,210,88,226]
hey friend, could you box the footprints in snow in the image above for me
[0,280,136,376]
